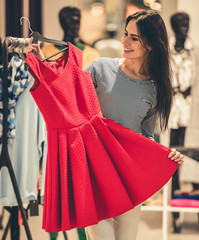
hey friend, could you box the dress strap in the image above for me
[25,52,57,81]
[25,52,45,80]
[68,42,83,69]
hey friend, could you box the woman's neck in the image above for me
[120,58,151,81]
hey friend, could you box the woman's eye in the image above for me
[132,37,139,41]
[123,32,128,36]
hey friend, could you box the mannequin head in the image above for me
[105,24,118,38]
[59,6,81,44]
[170,12,189,41]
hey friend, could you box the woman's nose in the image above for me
[122,37,130,46]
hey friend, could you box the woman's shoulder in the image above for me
[85,57,116,70]
[94,57,118,65]
[85,57,119,85]
[89,57,119,72]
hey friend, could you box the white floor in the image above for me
[137,211,199,240]
[0,206,199,240]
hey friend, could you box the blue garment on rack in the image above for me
[0,56,31,142]
[0,78,47,206]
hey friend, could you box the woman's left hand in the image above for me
[168,148,184,164]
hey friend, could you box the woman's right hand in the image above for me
[26,37,45,61]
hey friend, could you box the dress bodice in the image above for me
[26,43,101,129]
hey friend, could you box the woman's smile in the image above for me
[123,48,134,53]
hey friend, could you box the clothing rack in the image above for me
[0,37,32,240]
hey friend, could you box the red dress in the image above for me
[25,43,178,232]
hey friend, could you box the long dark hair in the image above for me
[126,10,172,130]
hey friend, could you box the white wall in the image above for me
[1,0,198,45]
[42,0,79,39]
[161,0,178,37]
[0,0,6,38]
[22,0,30,37]
[42,0,106,45]
[0,0,30,38]
[161,0,199,46]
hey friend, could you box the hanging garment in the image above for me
[168,37,199,147]
[0,56,31,142]
[0,78,47,206]
[25,42,178,232]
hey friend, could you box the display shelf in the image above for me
[166,206,199,213]
[140,183,199,240]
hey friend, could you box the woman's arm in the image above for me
[141,107,184,165]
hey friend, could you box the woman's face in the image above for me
[121,19,149,60]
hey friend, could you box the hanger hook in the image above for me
[20,16,33,35]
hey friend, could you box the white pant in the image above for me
[85,204,142,240]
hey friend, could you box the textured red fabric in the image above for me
[25,43,178,232]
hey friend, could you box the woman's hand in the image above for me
[168,148,184,164]
[26,37,45,61]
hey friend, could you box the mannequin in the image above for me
[42,6,100,70]
[171,12,189,52]
[169,12,191,146]
[169,12,199,233]
[59,6,81,45]
[93,24,123,58]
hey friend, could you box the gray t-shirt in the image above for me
[85,57,157,139]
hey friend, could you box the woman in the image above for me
[84,10,184,240]
[27,10,184,240]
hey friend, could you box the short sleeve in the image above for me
[84,58,106,88]
[84,61,99,88]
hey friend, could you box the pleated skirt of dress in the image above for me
[42,115,178,232]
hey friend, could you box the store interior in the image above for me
[0,0,199,239]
